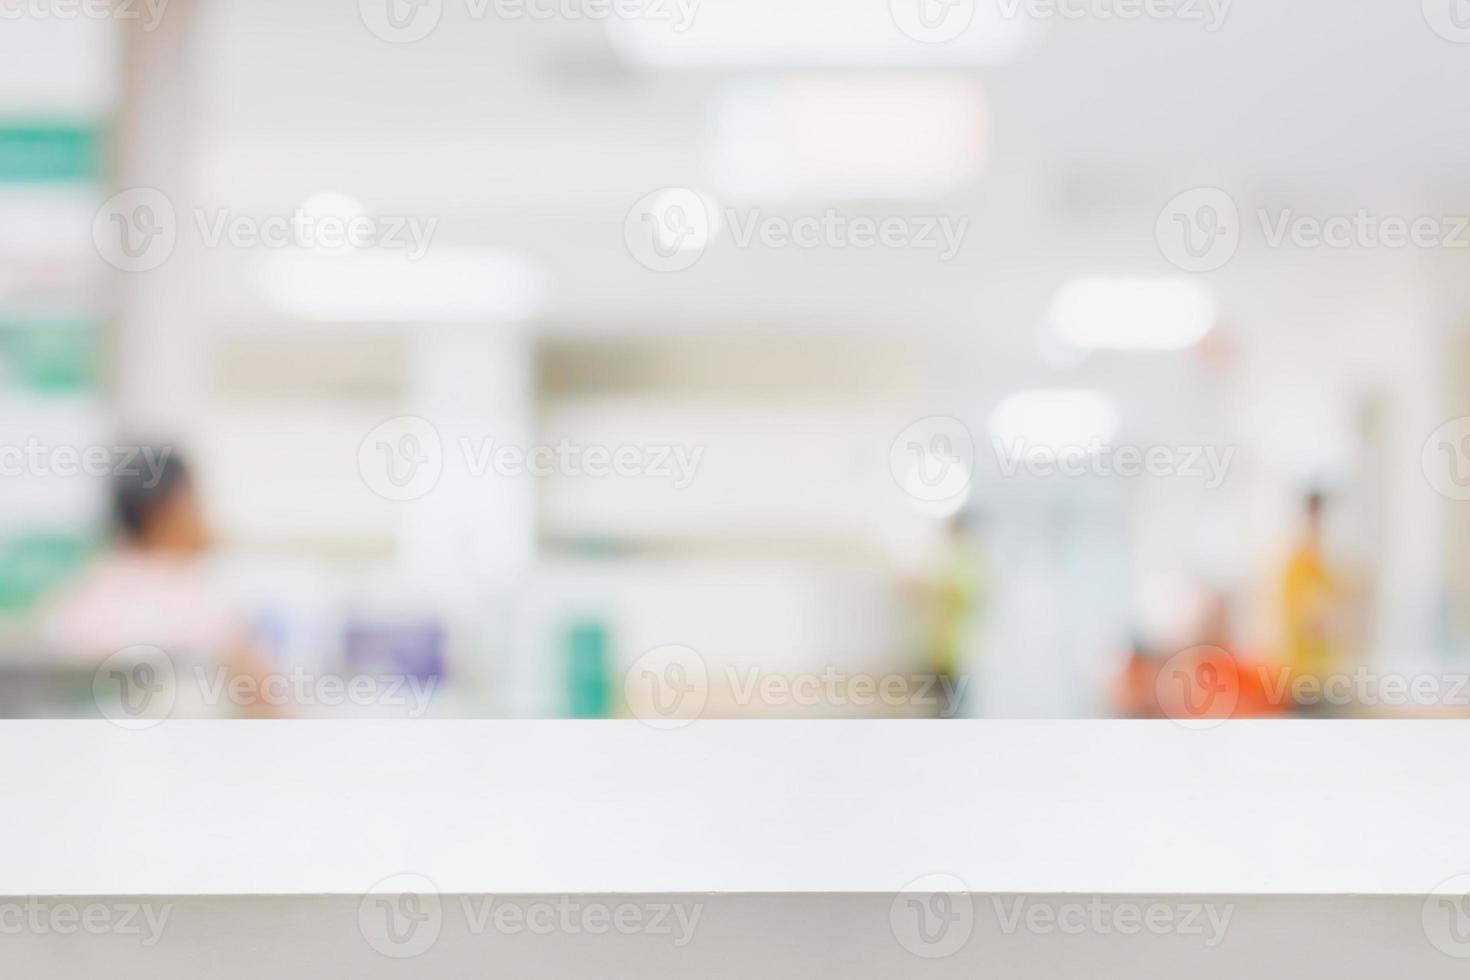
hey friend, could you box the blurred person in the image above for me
[1115,591,1287,719]
[40,450,284,718]
[1280,491,1346,689]
[1190,591,1286,717]
[1114,633,1164,719]
[921,512,985,718]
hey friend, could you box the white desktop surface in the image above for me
[0,720,1464,897]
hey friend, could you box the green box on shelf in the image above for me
[0,123,105,183]
[0,321,102,393]
[0,535,98,613]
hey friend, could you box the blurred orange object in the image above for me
[1117,645,1293,720]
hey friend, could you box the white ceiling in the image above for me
[192,0,1470,192]
[178,0,1470,372]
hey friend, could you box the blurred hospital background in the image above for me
[4,0,1470,720]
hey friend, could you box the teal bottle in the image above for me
[566,620,610,718]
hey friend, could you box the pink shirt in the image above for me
[41,552,242,666]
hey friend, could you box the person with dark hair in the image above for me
[111,452,209,553]
[41,447,282,718]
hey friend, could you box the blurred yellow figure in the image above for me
[924,514,984,718]
[1280,491,1340,681]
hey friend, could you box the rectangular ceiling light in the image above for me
[1046,277,1217,351]
[988,388,1121,458]
[607,0,1032,69]
[707,76,986,202]
[260,248,546,323]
